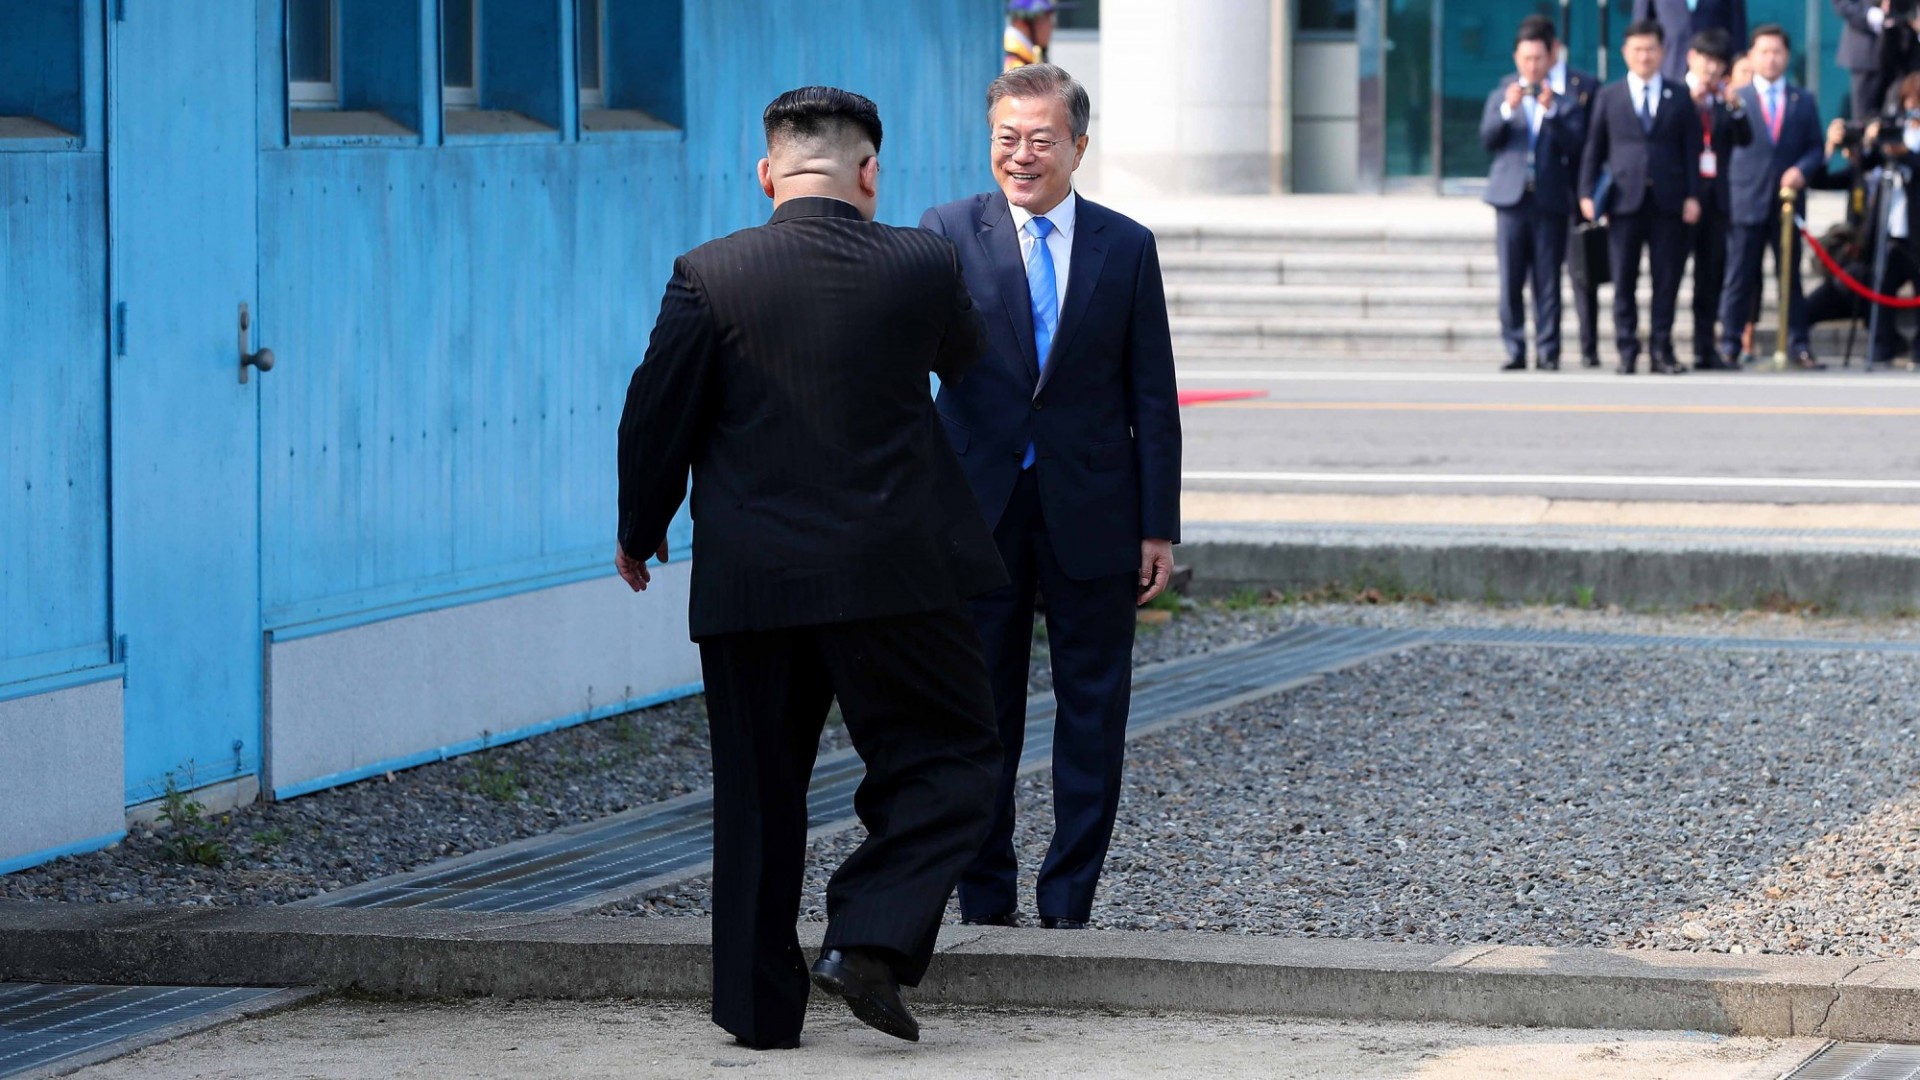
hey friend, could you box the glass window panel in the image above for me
[1055,0,1099,31]
[1299,0,1356,35]
[578,0,602,92]
[1383,0,1433,178]
[444,0,476,91]
[288,0,333,85]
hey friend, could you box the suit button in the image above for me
[1032,401,1043,411]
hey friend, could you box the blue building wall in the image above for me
[1,0,1000,871]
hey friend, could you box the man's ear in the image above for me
[1071,134,1090,172]
[758,157,775,200]
[859,155,880,199]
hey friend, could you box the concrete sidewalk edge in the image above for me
[1182,534,1920,614]
[2,902,1915,1043]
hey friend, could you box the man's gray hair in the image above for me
[987,63,1091,138]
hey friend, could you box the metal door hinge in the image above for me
[113,0,127,22]
[114,302,127,356]
[114,635,129,663]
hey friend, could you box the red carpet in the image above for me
[1177,389,1268,406]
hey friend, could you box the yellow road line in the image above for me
[1189,401,1920,416]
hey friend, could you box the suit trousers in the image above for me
[1608,203,1688,360]
[1873,244,1920,362]
[1495,193,1567,362]
[959,468,1137,924]
[1569,215,1603,361]
[1719,215,1810,356]
[1688,203,1730,361]
[699,607,1001,1046]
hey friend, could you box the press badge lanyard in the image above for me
[1700,104,1717,179]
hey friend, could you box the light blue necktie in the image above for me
[1021,215,1057,471]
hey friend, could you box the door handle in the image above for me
[239,302,275,384]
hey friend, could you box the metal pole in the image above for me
[1775,186,1796,369]
[1561,0,1572,56]
[1597,0,1609,81]
[1431,0,1446,191]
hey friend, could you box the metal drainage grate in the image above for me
[1783,1042,1920,1079]
[310,623,1420,913]
[0,983,290,1079]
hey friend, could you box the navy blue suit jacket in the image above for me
[1633,0,1748,83]
[1580,77,1704,215]
[1725,81,1824,225]
[1481,76,1587,215]
[920,192,1181,581]
[1834,0,1881,72]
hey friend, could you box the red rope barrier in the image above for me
[1798,222,1920,308]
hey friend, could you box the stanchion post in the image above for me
[1774,186,1795,371]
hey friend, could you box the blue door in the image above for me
[109,1,265,804]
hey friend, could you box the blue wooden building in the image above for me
[1,0,996,872]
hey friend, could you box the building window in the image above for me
[287,0,338,108]
[1054,0,1099,31]
[1299,0,1357,35]
[577,0,605,109]
[443,0,479,108]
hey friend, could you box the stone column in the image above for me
[1097,0,1280,196]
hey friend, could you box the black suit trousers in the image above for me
[1567,216,1602,360]
[1608,203,1688,359]
[1688,202,1731,360]
[1719,215,1810,355]
[960,469,1137,924]
[1495,192,1568,361]
[699,607,1000,1046]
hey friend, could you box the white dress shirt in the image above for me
[1752,74,1784,133]
[1549,56,1567,96]
[1009,190,1076,316]
[1627,72,1663,123]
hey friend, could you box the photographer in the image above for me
[1853,71,1920,362]
[1834,0,1920,119]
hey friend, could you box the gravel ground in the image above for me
[7,595,1918,916]
[618,633,1920,960]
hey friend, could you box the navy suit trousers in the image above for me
[1608,204,1688,360]
[1689,203,1731,361]
[959,468,1136,923]
[1495,192,1568,361]
[1719,214,1809,355]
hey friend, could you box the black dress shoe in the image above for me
[1653,358,1687,375]
[1040,916,1087,929]
[1790,348,1828,370]
[1581,353,1601,368]
[1501,356,1527,371]
[1616,359,1637,375]
[734,1035,800,1051]
[961,912,1020,927]
[810,948,918,1042]
[1537,356,1560,371]
[1692,354,1725,371]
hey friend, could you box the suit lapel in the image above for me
[1035,199,1109,398]
[1745,84,1776,148]
[976,194,1040,382]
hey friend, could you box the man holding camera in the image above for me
[1716,23,1827,369]
[1684,28,1753,370]
[1485,18,1588,371]
[1581,19,1704,374]
[1835,0,1920,119]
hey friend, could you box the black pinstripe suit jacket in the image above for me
[617,196,1007,640]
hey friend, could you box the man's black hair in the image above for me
[1689,26,1732,65]
[1516,13,1557,48]
[762,86,883,154]
[1516,14,1556,49]
[1624,18,1665,44]
[1750,22,1792,52]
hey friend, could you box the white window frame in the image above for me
[577,0,606,109]
[443,0,481,109]
[287,0,340,110]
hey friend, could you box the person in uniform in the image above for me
[1005,0,1068,70]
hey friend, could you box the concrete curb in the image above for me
[1181,534,1920,614]
[5,902,1918,1042]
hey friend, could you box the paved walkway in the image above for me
[63,997,1825,1080]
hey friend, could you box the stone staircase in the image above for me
[1150,220,1863,366]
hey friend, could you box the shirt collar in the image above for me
[1628,72,1661,98]
[1009,190,1077,240]
[1549,57,1567,93]
[1753,74,1781,97]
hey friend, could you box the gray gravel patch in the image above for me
[614,639,1920,960]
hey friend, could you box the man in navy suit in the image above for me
[1682,28,1753,369]
[1533,20,1608,369]
[921,63,1181,931]
[1835,0,1891,118]
[1635,0,1748,84]
[1485,17,1588,370]
[1716,23,1828,369]
[1580,19,1705,374]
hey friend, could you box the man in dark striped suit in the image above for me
[616,87,1005,1050]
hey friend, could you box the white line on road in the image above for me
[1178,369,1920,389]
[1183,471,1920,491]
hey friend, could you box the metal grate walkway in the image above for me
[0,983,291,1079]
[311,624,1421,913]
[1782,1042,1920,1079]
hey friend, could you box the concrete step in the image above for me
[1164,282,1752,321]
[1158,250,1502,288]
[1152,223,1491,257]
[1168,314,1865,356]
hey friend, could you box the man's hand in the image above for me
[615,540,671,593]
[1505,81,1527,110]
[1137,539,1175,607]
[1782,165,1808,192]
[1580,197,1598,223]
[1682,197,1702,225]
[1536,83,1555,111]
[1691,77,1714,105]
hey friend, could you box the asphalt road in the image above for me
[1178,367,1920,504]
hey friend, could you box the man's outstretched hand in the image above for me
[616,541,671,592]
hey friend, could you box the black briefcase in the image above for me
[1571,220,1611,288]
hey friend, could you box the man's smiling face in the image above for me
[990,94,1086,215]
